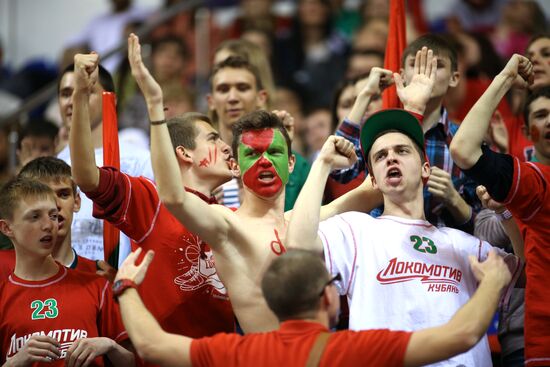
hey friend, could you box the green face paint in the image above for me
[238,128,289,196]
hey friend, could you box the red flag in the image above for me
[382,0,407,109]
[102,92,120,264]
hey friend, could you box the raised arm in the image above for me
[331,68,393,184]
[286,136,356,252]
[404,250,512,367]
[116,248,192,367]
[128,34,231,248]
[450,54,533,169]
[347,67,394,126]
[394,46,436,115]
[69,53,101,192]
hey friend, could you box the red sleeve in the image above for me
[324,329,412,367]
[84,166,161,242]
[408,111,424,125]
[191,334,240,367]
[97,279,128,343]
[74,255,98,273]
[504,160,550,222]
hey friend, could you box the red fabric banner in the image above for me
[382,0,407,109]
[102,92,120,264]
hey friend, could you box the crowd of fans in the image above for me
[0,0,549,366]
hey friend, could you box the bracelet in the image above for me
[112,279,138,302]
[150,119,166,126]
[494,209,513,221]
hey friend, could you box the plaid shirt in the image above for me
[331,108,480,233]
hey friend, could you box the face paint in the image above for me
[199,147,218,168]
[238,128,289,197]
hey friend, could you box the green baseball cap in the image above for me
[360,109,425,159]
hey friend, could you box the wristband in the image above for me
[150,119,166,125]
[495,209,513,221]
[112,279,138,301]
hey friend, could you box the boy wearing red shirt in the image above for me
[0,157,99,280]
[0,178,133,366]
[68,41,236,350]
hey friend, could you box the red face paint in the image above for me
[239,129,289,197]
[242,155,283,197]
[241,129,274,151]
[198,147,218,168]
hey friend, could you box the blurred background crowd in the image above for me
[0,0,548,180]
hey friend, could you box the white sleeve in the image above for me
[318,214,358,296]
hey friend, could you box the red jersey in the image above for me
[0,264,127,366]
[0,250,15,281]
[504,159,550,366]
[85,168,234,339]
[191,320,411,367]
[0,249,97,281]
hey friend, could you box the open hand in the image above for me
[395,46,437,114]
[128,33,163,105]
[115,247,155,285]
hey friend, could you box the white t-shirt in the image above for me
[58,143,154,264]
[319,213,520,367]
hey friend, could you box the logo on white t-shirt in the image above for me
[376,257,462,293]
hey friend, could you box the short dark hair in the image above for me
[524,87,550,128]
[261,249,330,321]
[18,156,76,194]
[402,34,458,71]
[0,178,55,220]
[167,112,212,151]
[18,119,59,149]
[526,33,550,55]
[58,62,115,94]
[210,56,263,91]
[152,35,190,61]
[231,110,292,162]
